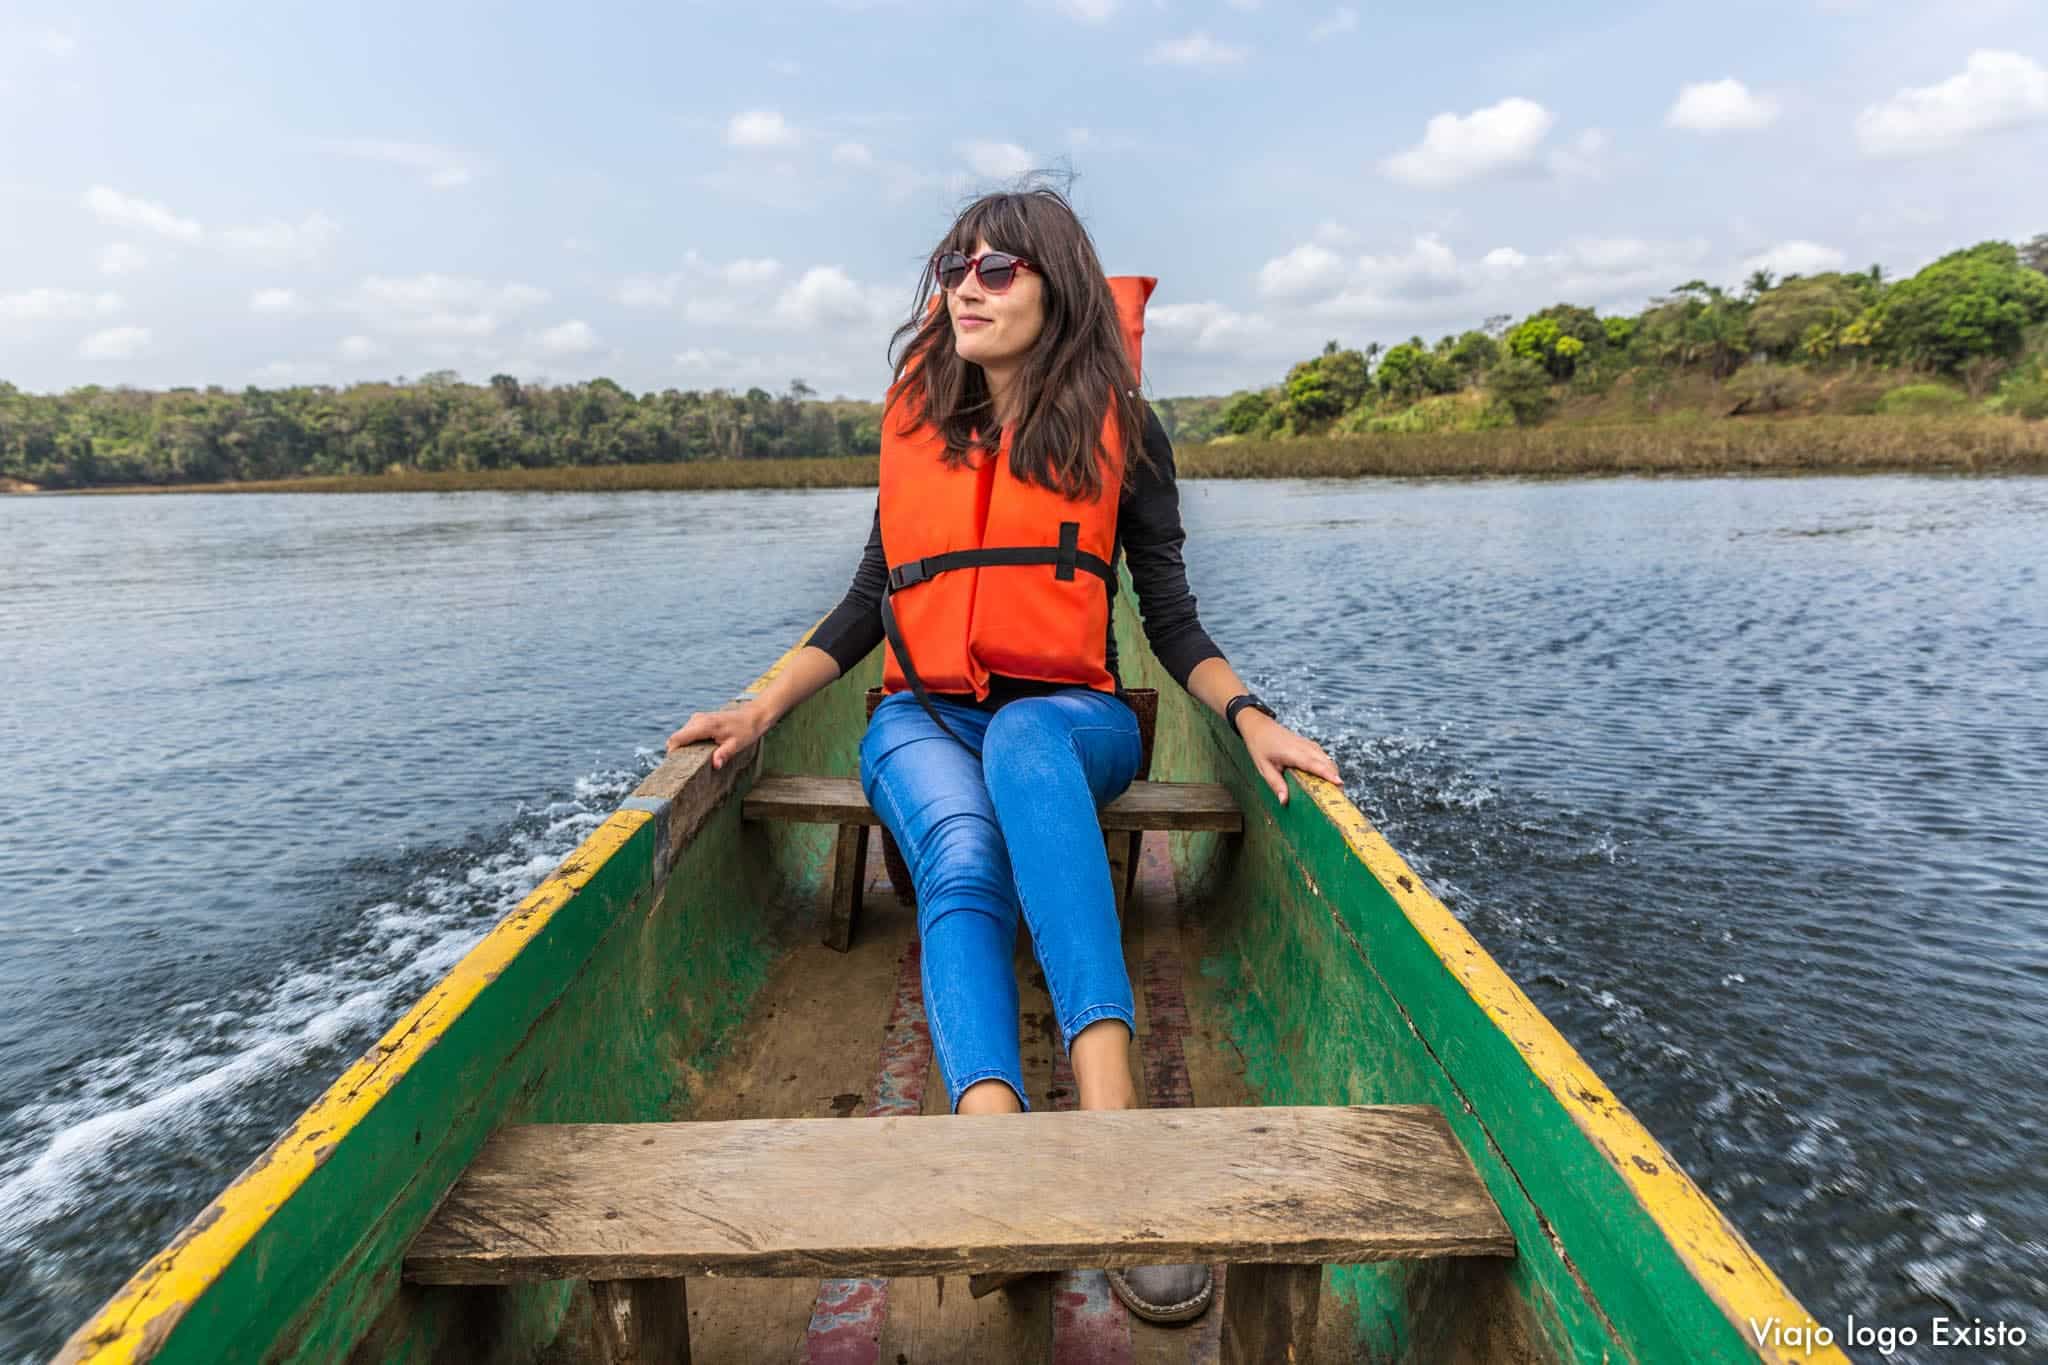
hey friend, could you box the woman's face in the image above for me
[947,235,1045,370]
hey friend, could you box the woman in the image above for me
[668,186,1341,1325]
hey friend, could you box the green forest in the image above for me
[1166,235,2048,445]
[4,235,2045,492]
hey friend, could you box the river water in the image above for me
[1,476,2042,1362]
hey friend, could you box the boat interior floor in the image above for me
[540,828,1358,1364]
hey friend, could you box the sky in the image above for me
[2,0,2046,402]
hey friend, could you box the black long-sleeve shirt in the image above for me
[808,403,1226,712]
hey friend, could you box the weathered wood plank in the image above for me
[592,1278,692,1364]
[1092,781,1242,831]
[1219,1264,1320,1365]
[822,822,866,952]
[405,1105,1512,1285]
[745,775,1243,833]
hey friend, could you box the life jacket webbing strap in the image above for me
[886,542,1114,594]
[1055,521,1080,581]
[879,587,977,752]
[879,540,1119,753]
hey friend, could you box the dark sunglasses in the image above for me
[934,250,1038,294]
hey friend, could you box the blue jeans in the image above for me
[859,686,1144,1112]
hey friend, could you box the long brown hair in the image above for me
[885,182,1156,503]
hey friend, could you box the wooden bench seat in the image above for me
[744,773,1242,951]
[406,1104,1514,1363]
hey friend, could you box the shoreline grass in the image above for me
[19,415,2047,496]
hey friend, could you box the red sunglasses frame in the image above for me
[934,250,1038,293]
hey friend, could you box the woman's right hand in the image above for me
[666,701,772,770]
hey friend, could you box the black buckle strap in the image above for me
[886,545,1115,591]
[887,558,931,592]
[1055,521,1079,581]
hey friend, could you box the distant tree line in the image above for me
[1187,235,2048,440]
[0,373,885,489]
[5,235,2045,490]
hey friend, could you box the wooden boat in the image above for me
[54,577,1843,1364]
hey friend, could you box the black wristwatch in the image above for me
[1225,693,1276,737]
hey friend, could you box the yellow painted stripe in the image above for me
[58,809,651,1363]
[64,631,827,1362]
[1297,775,1849,1364]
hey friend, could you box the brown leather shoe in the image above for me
[1106,1264,1214,1324]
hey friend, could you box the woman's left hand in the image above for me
[1238,712,1342,805]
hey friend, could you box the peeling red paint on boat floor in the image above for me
[804,941,932,1363]
[1053,1270,1137,1365]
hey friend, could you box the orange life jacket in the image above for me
[878,275,1157,748]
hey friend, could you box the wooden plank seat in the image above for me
[405,1104,1515,1364]
[743,686,1243,951]
[744,772,1242,951]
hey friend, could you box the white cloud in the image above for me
[617,252,784,312]
[1273,232,1713,324]
[0,288,123,324]
[1146,300,1274,352]
[79,325,150,359]
[1856,49,2048,156]
[1311,7,1357,38]
[338,335,380,361]
[769,58,800,76]
[1311,221,1359,248]
[38,29,77,57]
[1256,243,1349,301]
[1381,97,1556,187]
[832,141,874,166]
[393,312,499,339]
[1343,234,1472,304]
[221,213,341,261]
[97,243,147,276]
[1145,32,1249,66]
[962,140,1036,179]
[772,265,890,328]
[1667,79,1781,132]
[535,320,599,355]
[724,258,782,287]
[328,139,476,188]
[1546,236,1713,298]
[618,273,686,309]
[1546,127,1609,179]
[82,186,202,242]
[346,274,548,338]
[1740,240,1848,277]
[353,275,547,314]
[1055,0,1119,20]
[249,288,299,314]
[727,110,800,148]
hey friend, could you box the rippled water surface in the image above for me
[2,476,2043,1362]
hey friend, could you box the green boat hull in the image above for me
[55,569,1839,1363]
